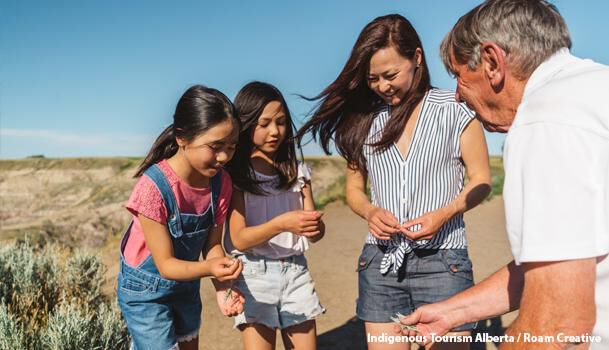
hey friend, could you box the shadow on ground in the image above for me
[318,317,367,350]
[471,316,506,350]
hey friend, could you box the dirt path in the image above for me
[103,196,516,349]
[197,197,516,349]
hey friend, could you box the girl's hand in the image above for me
[308,220,326,243]
[364,206,400,240]
[401,207,452,241]
[276,210,323,237]
[207,256,243,282]
[215,286,245,317]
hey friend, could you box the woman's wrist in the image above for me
[443,201,460,220]
[362,204,376,221]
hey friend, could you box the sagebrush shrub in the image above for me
[0,303,27,349]
[62,251,107,308]
[0,239,129,349]
[43,299,129,350]
[0,239,60,342]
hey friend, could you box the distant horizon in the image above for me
[2,0,607,159]
[0,153,507,162]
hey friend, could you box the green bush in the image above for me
[491,174,505,197]
[62,252,106,308]
[315,175,347,209]
[0,239,129,349]
[0,303,27,349]
[43,300,129,350]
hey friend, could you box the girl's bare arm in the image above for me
[140,215,239,281]
[301,178,325,243]
[228,188,322,251]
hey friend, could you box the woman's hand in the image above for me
[207,256,243,282]
[365,206,400,240]
[275,210,323,237]
[401,206,453,241]
[215,285,245,317]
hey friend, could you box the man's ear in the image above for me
[480,42,507,89]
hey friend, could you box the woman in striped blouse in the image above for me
[297,14,491,350]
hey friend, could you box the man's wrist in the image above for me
[438,300,472,331]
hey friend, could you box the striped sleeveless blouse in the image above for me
[363,88,475,274]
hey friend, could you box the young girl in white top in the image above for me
[224,81,326,350]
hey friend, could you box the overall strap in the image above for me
[143,164,183,236]
[209,170,223,227]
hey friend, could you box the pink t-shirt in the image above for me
[123,160,232,267]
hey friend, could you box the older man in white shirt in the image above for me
[397,0,609,349]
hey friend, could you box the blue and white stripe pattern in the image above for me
[363,88,474,274]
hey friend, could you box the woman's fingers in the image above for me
[369,222,391,240]
[381,210,400,228]
[373,216,399,236]
[401,217,437,240]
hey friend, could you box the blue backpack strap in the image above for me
[143,164,183,237]
[209,170,223,227]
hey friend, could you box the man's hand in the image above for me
[394,303,457,346]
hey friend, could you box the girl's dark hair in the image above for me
[295,14,431,172]
[135,85,239,177]
[225,81,299,195]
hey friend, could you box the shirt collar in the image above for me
[522,48,576,100]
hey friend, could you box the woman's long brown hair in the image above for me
[296,14,431,172]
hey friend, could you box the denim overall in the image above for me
[117,164,222,350]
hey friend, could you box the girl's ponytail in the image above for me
[134,85,239,178]
[134,124,179,177]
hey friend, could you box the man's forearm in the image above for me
[500,259,597,350]
[443,261,524,327]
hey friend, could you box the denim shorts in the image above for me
[117,259,202,350]
[233,254,326,329]
[356,244,477,332]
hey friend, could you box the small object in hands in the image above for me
[223,287,233,303]
[223,254,237,303]
[224,255,236,268]
[390,313,419,332]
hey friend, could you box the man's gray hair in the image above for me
[440,0,571,78]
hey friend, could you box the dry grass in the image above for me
[0,155,504,244]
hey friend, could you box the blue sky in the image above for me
[1,0,608,159]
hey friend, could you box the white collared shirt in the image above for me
[503,48,609,347]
